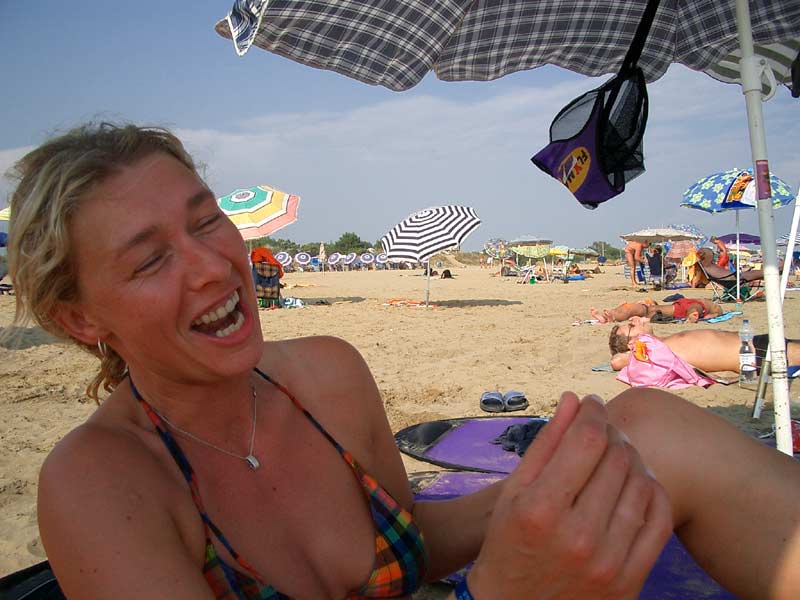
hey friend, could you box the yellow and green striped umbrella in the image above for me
[217,185,300,241]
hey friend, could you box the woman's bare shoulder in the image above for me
[39,415,177,515]
[38,412,210,598]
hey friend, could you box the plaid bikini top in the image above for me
[131,368,428,599]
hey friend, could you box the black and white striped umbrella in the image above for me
[381,206,481,264]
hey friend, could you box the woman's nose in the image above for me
[182,237,233,289]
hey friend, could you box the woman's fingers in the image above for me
[569,425,633,542]
[525,395,611,507]
[507,391,581,487]
[618,477,673,593]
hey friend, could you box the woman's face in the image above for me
[67,152,264,383]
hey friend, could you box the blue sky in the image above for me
[1,2,798,250]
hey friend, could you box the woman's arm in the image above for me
[38,426,215,600]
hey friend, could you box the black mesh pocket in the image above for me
[600,68,648,189]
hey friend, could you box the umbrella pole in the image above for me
[753,198,800,419]
[425,260,431,306]
[736,0,791,454]
[736,212,741,303]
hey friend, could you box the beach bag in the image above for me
[531,0,659,208]
[617,335,715,389]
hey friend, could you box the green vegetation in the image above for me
[589,241,621,261]
[245,231,375,255]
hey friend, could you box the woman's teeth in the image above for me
[215,311,245,338]
[192,290,245,337]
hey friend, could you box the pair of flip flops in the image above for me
[480,391,529,413]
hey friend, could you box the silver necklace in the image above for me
[154,382,261,470]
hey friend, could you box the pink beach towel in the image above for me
[617,334,715,389]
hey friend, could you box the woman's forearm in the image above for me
[412,480,504,581]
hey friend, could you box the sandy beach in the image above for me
[2,263,798,596]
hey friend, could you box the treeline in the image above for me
[247,231,380,255]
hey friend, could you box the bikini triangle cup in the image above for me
[531,0,661,209]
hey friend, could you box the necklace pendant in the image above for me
[245,454,260,470]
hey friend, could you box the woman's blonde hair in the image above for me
[5,122,198,402]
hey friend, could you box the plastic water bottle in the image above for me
[738,319,757,387]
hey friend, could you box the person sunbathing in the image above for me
[698,247,764,282]
[590,297,722,323]
[608,316,800,372]
[6,122,800,600]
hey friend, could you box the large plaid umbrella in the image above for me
[215,0,799,449]
[382,205,481,305]
[215,1,798,95]
[681,168,795,301]
[217,185,300,241]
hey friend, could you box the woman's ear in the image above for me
[50,302,108,346]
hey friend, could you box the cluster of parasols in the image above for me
[273,251,391,269]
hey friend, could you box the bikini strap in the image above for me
[253,367,354,465]
[129,376,265,584]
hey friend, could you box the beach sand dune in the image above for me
[2,265,797,597]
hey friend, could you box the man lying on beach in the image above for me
[608,316,800,371]
[591,297,722,324]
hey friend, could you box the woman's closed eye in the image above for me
[133,253,165,276]
[196,213,222,233]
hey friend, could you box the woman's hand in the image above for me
[465,392,672,600]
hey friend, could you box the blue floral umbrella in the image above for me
[681,169,794,212]
[681,168,795,300]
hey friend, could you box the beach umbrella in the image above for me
[0,207,10,221]
[381,205,481,305]
[216,1,799,96]
[359,252,375,265]
[483,238,510,260]
[681,168,795,302]
[621,227,703,244]
[274,251,292,267]
[665,240,697,261]
[216,1,800,450]
[294,252,312,266]
[509,235,552,262]
[343,252,358,269]
[327,252,342,267]
[217,184,300,241]
[375,253,389,265]
[318,242,327,274]
[718,233,760,245]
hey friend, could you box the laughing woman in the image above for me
[5,123,800,600]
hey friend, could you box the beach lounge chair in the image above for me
[697,262,763,303]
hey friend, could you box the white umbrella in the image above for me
[381,205,481,305]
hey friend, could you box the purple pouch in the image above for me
[532,68,648,209]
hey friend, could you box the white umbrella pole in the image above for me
[753,197,800,419]
[736,213,741,303]
[736,0,792,455]
[426,259,431,306]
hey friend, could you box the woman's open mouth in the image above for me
[191,290,245,338]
